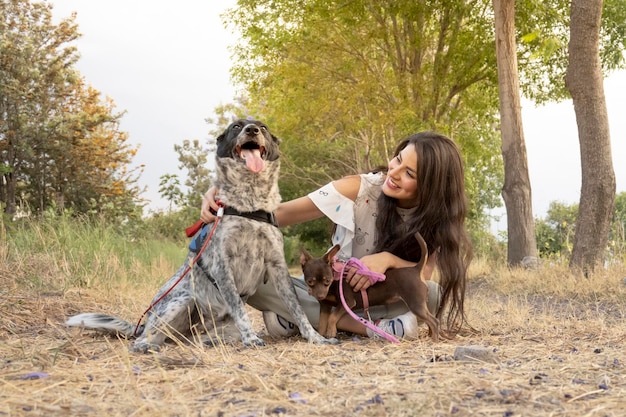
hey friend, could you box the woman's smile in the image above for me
[382,144,419,207]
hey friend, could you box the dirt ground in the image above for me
[1,274,625,417]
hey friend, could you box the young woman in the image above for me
[201,131,472,339]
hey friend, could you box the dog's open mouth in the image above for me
[237,142,266,173]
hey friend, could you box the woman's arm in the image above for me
[201,187,325,226]
[201,175,362,226]
[274,197,324,226]
[276,174,360,225]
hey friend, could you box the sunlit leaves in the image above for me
[516,0,625,104]
[225,0,503,223]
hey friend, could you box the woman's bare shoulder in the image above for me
[332,175,361,201]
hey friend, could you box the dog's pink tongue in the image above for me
[241,149,264,173]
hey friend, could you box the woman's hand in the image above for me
[344,250,437,292]
[200,187,220,223]
[344,252,391,292]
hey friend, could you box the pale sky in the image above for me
[49,1,625,229]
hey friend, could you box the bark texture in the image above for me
[566,0,616,273]
[493,0,538,266]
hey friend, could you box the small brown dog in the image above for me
[300,232,440,341]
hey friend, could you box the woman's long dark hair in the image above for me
[374,131,472,335]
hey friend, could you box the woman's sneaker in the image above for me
[262,311,299,337]
[367,311,419,339]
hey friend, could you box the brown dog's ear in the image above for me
[300,248,312,267]
[323,245,341,264]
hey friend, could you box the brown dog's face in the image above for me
[300,245,340,301]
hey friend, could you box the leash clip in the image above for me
[209,199,226,216]
[216,199,225,218]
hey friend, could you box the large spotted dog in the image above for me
[67,119,337,352]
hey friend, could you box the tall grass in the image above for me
[469,255,626,301]
[4,212,625,299]
[1,214,186,293]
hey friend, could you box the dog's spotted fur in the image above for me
[66,119,337,352]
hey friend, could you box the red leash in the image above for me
[133,205,224,336]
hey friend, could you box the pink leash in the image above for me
[335,258,400,343]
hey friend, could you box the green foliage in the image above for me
[468,220,507,264]
[205,98,252,137]
[600,0,626,71]
[47,85,143,217]
[283,217,335,262]
[609,192,626,261]
[225,0,504,232]
[0,1,142,219]
[1,0,78,214]
[158,174,184,212]
[534,194,626,262]
[516,0,626,104]
[143,206,200,244]
[535,201,578,259]
[515,0,571,103]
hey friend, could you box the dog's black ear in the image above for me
[271,134,282,146]
[215,121,240,157]
[216,123,233,143]
[300,248,312,266]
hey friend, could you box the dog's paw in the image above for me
[203,339,217,348]
[130,342,160,354]
[242,335,266,347]
[308,335,340,345]
[322,330,338,339]
[321,337,340,345]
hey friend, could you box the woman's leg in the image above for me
[248,278,441,338]
[247,277,321,329]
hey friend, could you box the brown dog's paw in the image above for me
[322,329,338,339]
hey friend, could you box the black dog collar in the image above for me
[223,207,279,228]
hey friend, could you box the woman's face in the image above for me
[382,143,419,208]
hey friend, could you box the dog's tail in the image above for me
[66,313,141,338]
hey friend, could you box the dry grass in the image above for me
[1,256,626,416]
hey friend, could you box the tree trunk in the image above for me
[3,132,17,215]
[3,172,17,215]
[566,0,615,274]
[493,0,538,266]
